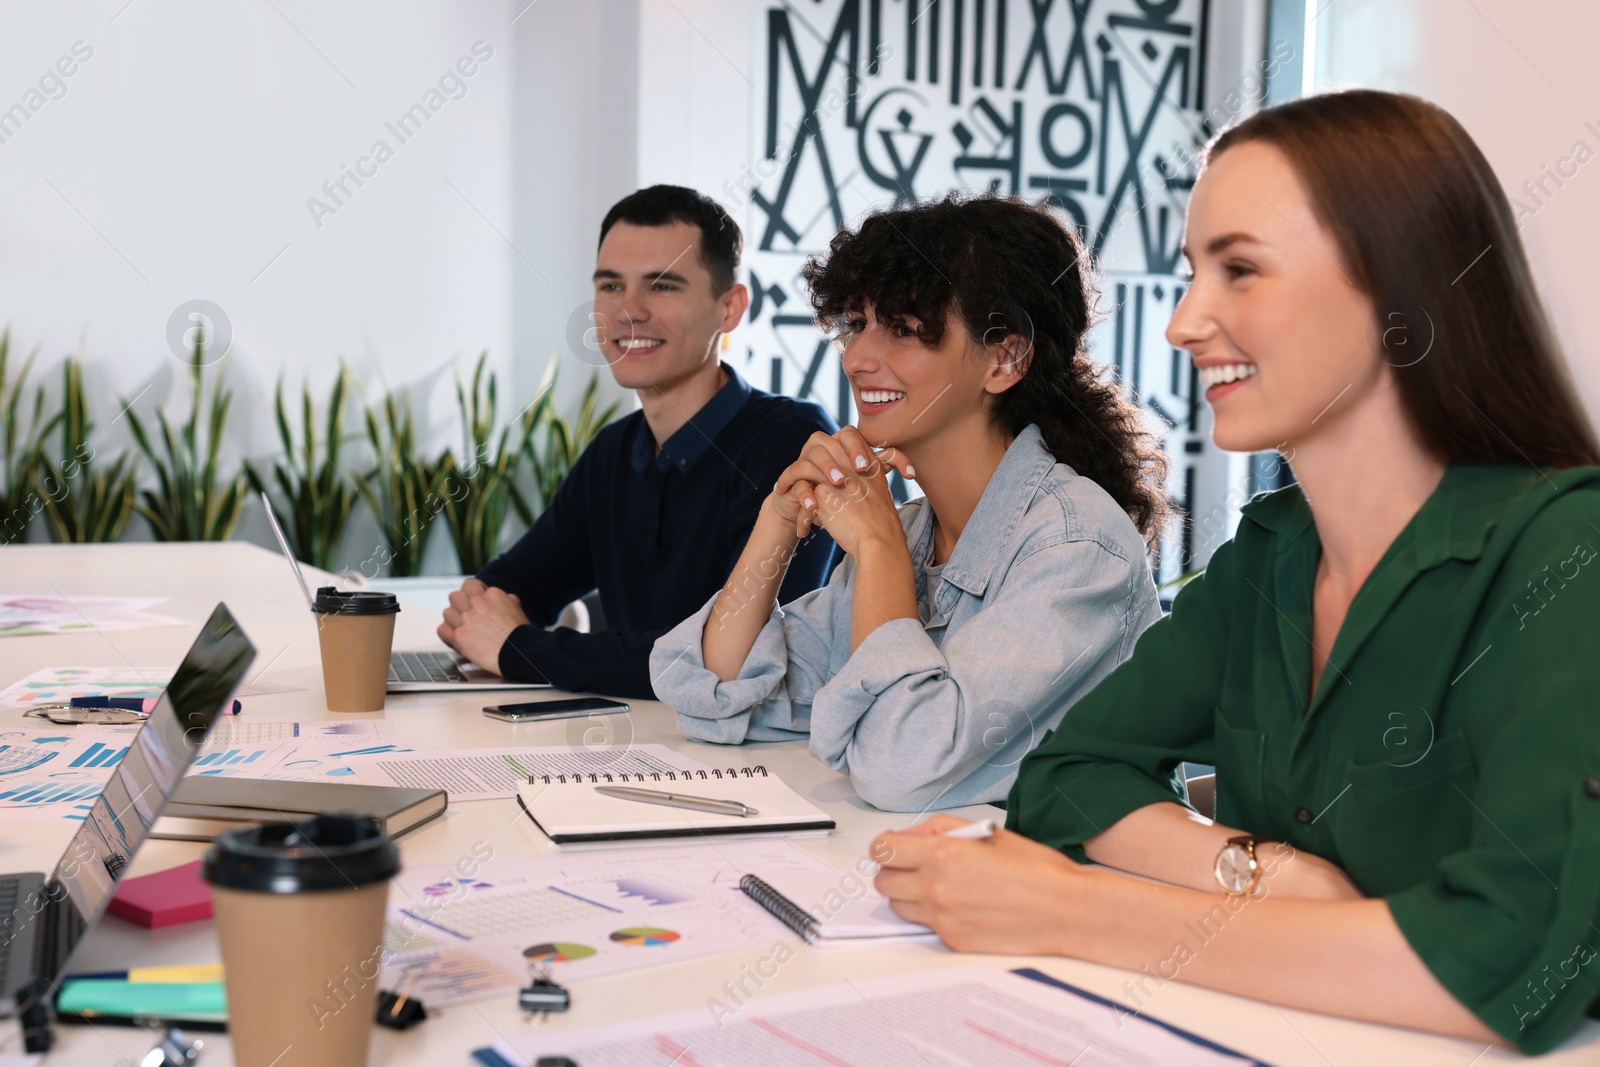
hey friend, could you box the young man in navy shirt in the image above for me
[437,185,837,697]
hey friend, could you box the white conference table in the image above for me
[3,543,1595,1066]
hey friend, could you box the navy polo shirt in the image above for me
[476,364,838,698]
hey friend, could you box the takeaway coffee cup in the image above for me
[312,586,400,712]
[203,814,400,1067]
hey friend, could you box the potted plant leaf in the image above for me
[0,328,61,546]
[123,335,246,541]
[362,388,448,578]
[520,354,623,517]
[246,363,361,570]
[37,357,138,543]
[437,352,542,576]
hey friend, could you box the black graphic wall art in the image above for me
[740,0,1252,579]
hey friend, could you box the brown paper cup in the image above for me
[203,815,400,1067]
[212,882,389,1067]
[315,612,395,712]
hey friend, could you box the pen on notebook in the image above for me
[594,784,759,818]
[941,819,998,840]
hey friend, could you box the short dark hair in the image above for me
[1211,90,1598,468]
[802,192,1171,545]
[597,185,742,295]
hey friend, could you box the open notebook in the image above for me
[514,766,836,845]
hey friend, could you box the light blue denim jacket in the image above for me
[649,424,1163,812]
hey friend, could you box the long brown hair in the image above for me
[1210,89,1599,468]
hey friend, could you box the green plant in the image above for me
[247,364,361,570]
[123,339,246,541]
[520,355,622,515]
[438,352,541,575]
[362,389,448,578]
[0,329,59,545]
[37,358,138,543]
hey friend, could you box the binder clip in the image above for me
[141,1027,204,1066]
[375,970,428,1031]
[517,963,570,1021]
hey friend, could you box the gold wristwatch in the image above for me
[1214,834,1273,896]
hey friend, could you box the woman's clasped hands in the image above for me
[769,427,915,556]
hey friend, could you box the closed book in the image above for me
[515,766,835,845]
[151,776,446,842]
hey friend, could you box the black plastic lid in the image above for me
[202,813,400,894]
[311,586,400,616]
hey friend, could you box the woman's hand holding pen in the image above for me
[771,427,915,557]
[871,814,1086,957]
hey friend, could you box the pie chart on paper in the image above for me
[608,926,682,947]
[522,942,598,964]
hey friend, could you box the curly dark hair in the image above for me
[801,192,1170,546]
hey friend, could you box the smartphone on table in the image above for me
[483,697,628,722]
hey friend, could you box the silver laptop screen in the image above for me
[50,604,255,925]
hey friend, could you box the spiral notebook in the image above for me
[514,765,836,845]
[739,869,936,946]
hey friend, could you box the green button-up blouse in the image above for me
[1007,464,1600,1053]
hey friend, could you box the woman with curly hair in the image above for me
[649,193,1170,811]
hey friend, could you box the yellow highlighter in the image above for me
[123,963,224,984]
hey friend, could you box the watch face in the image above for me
[1215,844,1256,894]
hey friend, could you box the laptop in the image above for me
[259,493,548,692]
[0,603,255,1036]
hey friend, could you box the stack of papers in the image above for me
[478,967,1261,1065]
[0,721,400,824]
[345,743,715,801]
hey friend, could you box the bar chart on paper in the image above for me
[0,733,134,819]
[0,733,128,781]
[192,748,270,769]
[69,741,129,769]
[0,780,107,806]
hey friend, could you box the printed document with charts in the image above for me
[378,839,893,1008]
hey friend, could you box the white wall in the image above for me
[0,0,658,571]
[1313,0,1600,429]
[511,0,641,408]
[633,0,757,357]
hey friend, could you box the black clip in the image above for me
[518,964,570,1021]
[149,1027,205,1065]
[375,989,428,1030]
[18,979,53,1053]
[375,970,428,1030]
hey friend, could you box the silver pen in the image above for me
[594,785,760,818]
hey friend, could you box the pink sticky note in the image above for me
[107,860,213,929]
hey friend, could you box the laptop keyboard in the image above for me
[388,651,463,684]
[0,876,17,978]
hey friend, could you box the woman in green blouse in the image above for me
[872,89,1600,1054]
